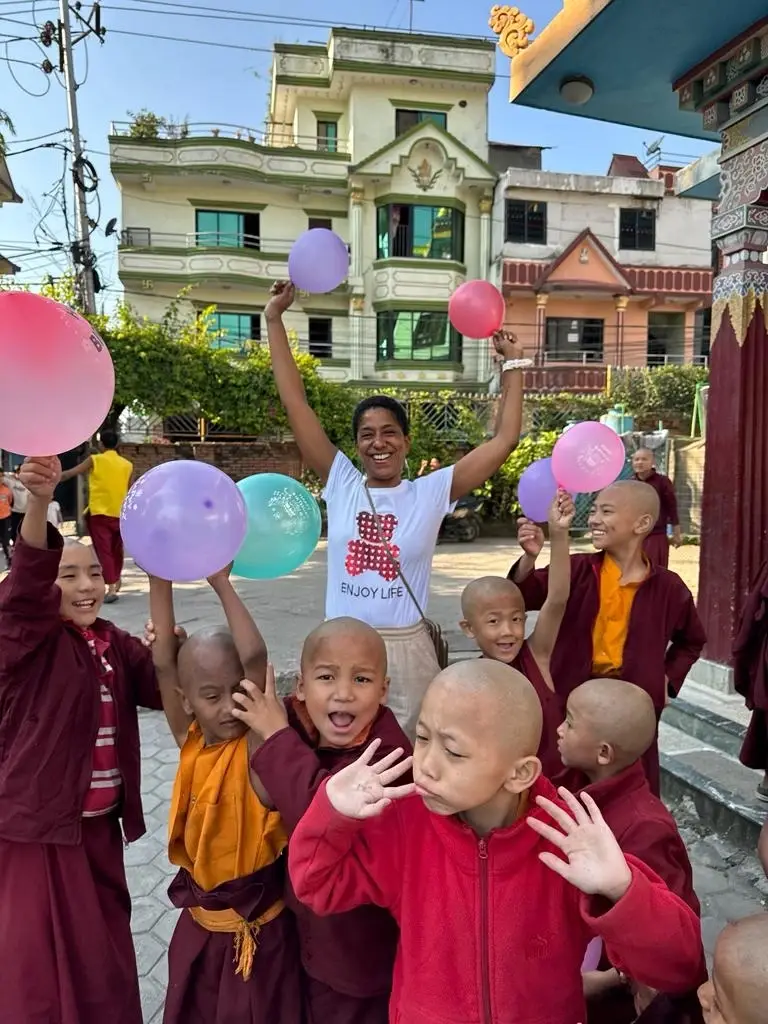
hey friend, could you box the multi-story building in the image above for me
[109,28,505,387]
[490,153,714,389]
[0,152,21,277]
[109,29,713,392]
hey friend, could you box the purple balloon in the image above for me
[581,937,602,973]
[288,228,349,293]
[518,458,557,522]
[552,421,626,493]
[120,461,247,582]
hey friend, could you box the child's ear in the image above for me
[459,619,476,639]
[295,672,307,703]
[177,688,194,717]
[596,741,615,767]
[504,755,541,795]
[634,513,653,537]
[380,675,390,703]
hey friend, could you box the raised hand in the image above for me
[527,788,632,902]
[206,562,234,587]
[548,489,575,533]
[20,456,61,501]
[517,516,545,557]
[325,739,414,820]
[265,280,296,318]
[231,663,288,740]
[141,618,187,649]
[492,329,524,361]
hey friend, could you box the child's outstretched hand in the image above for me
[547,489,575,532]
[231,663,288,740]
[527,788,632,902]
[141,618,187,649]
[517,516,545,555]
[20,456,61,501]
[325,739,414,820]
[206,563,233,587]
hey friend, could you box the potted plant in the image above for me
[127,109,166,139]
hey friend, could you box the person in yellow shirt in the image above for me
[61,429,133,602]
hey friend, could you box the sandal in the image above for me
[756,784,768,803]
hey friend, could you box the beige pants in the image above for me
[378,622,441,742]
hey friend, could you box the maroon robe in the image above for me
[510,552,705,795]
[733,561,768,771]
[512,641,565,779]
[251,701,410,1024]
[636,470,679,569]
[0,528,162,1024]
[562,762,705,1024]
[163,860,303,1024]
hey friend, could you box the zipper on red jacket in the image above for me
[478,838,492,1024]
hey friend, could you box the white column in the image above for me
[476,192,495,382]
[350,186,364,281]
[349,296,365,380]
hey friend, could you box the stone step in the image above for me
[659,720,765,850]
[663,696,746,760]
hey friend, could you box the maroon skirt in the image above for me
[740,708,768,771]
[0,814,142,1024]
[163,863,303,1024]
[642,533,671,569]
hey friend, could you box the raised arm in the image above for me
[527,490,574,669]
[148,576,192,747]
[449,332,525,502]
[59,455,93,483]
[207,564,267,688]
[264,281,337,482]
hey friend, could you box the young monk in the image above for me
[556,677,706,1023]
[698,914,768,1024]
[510,479,706,794]
[460,489,574,777]
[288,659,705,1024]
[631,447,681,568]
[232,616,410,1024]
[0,456,162,1024]
[149,570,302,1024]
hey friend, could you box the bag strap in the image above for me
[363,481,428,623]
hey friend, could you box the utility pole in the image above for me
[408,0,424,32]
[54,0,104,315]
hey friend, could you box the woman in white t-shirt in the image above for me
[265,281,527,737]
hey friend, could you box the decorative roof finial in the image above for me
[489,5,535,59]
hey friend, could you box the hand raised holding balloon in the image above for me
[326,740,415,820]
[231,663,289,741]
[548,489,575,533]
[517,517,545,557]
[265,281,295,319]
[492,330,524,361]
[20,456,61,501]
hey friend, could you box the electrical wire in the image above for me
[3,42,51,94]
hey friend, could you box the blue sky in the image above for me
[0,0,713,302]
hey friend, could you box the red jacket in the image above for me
[289,776,704,1024]
[510,552,705,794]
[251,700,409,998]
[0,528,161,845]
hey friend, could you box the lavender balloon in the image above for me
[288,228,349,293]
[581,937,602,973]
[517,458,557,522]
[120,461,247,582]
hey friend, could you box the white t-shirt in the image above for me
[6,475,28,514]
[323,451,455,628]
[47,501,63,527]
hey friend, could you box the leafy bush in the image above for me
[609,365,708,429]
[474,433,559,520]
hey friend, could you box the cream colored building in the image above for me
[109,28,501,386]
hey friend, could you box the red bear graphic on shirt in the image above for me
[345,511,400,581]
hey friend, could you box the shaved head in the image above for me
[634,447,654,459]
[569,678,657,765]
[301,616,387,674]
[461,576,524,619]
[596,479,660,537]
[711,915,768,1024]
[177,626,242,692]
[426,659,543,757]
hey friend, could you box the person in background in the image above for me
[631,448,682,568]
[47,498,63,530]
[417,457,442,477]
[0,472,13,566]
[6,465,28,545]
[61,429,133,604]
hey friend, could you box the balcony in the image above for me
[118,230,295,287]
[108,122,350,191]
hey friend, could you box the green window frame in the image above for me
[376,310,462,364]
[394,108,447,135]
[316,120,338,153]
[194,210,260,249]
[376,203,464,262]
[210,311,261,350]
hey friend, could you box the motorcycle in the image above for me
[440,494,484,543]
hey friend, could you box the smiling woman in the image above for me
[264,282,526,738]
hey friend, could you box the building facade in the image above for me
[490,155,714,386]
[109,28,502,387]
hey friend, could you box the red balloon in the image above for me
[448,280,505,338]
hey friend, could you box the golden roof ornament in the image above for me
[489,5,535,59]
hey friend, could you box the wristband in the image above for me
[501,358,533,372]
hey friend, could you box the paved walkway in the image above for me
[98,540,760,1023]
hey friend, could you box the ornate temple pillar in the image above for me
[674,56,768,681]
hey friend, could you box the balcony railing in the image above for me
[538,351,709,368]
[109,121,349,155]
[120,229,296,253]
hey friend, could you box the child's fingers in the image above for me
[527,816,569,848]
[372,746,406,774]
[376,755,414,787]
[265,662,276,697]
[356,738,382,766]
[381,781,416,801]
[534,794,578,834]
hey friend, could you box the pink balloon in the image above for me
[448,280,505,338]
[0,292,114,455]
[581,937,603,972]
[551,422,626,494]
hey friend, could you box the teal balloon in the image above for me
[233,473,322,580]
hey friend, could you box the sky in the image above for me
[0,0,714,304]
